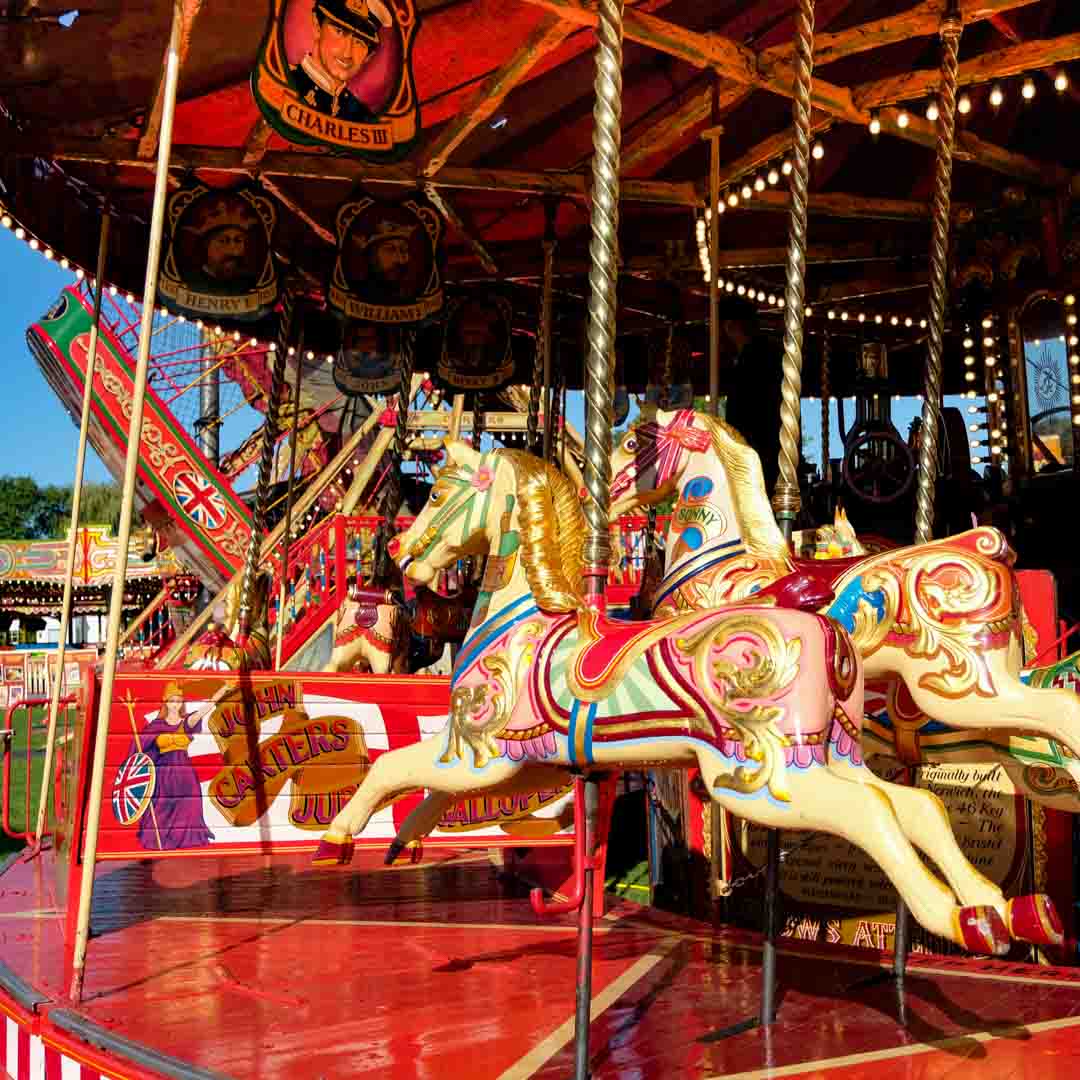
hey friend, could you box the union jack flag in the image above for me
[112,752,155,826]
[173,470,226,531]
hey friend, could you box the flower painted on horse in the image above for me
[472,465,495,491]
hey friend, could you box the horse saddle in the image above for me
[752,567,842,611]
[788,556,866,598]
[349,587,399,630]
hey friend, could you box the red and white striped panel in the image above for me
[4,1016,107,1080]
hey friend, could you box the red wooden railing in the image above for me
[2,696,75,842]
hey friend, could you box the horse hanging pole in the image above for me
[274,340,306,669]
[704,118,722,417]
[529,199,558,455]
[580,0,624,1072]
[238,290,295,643]
[913,3,963,549]
[375,328,416,581]
[30,206,111,852]
[898,0,964,985]
[821,329,831,486]
[69,0,184,1001]
[765,0,817,1028]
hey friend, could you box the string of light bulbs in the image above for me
[869,64,1071,135]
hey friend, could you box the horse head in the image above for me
[609,408,710,518]
[391,440,506,586]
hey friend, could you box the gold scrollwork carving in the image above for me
[677,615,802,803]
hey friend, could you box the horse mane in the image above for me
[498,449,587,613]
[692,412,791,563]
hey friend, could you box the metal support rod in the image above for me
[529,204,558,455]
[771,0,816,540]
[274,348,306,670]
[32,209,111,849]
[472,391,485,450]
[198,344,220,466]
[820,329,831,483]
[448,393,466,441]
[69,2,183,1001]
[376,329,415,580]
[761,828,781,1025]
[574,776,600,1078]
[707,127,722,416]
[238,297,294,641]
[913,7,963,546]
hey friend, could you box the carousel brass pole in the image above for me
[274,344,306,670]
[31,208,111,851]
[376,328,416,579]
[771,0,816,545]
[913,4,963,547]
[448,392,466,441]
[576,0,624,1075]
[69,0,183,1001]
[821,329,831,485]
[529,200,558,455]
[764,0,817,1029]
[238,292,294,642]
[706,124,722,416]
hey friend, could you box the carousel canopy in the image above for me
[1,0,1079,398]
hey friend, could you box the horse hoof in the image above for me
[1005,894,1064,947]
[313,833,354,867]
[384,840,405,865]
[408,840,423,864]
[955,905,1010,956]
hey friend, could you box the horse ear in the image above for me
[444,439,480,466]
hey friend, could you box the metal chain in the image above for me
[582,0,624,576]
[715,831,821,897]
[528,233,556,454]
[913,8,963,545]
[771,0,815,534]
[820,329,831,483]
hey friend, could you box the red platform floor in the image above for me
[2,847,1080,1079]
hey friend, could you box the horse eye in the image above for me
[430,490,441,503]
[625,438,636,452]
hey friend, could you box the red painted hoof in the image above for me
[312,833,354,867]
[954,904,1010,956]
[1005,894,1064,946]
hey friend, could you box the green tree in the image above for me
[0,477,139,540]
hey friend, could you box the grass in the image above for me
[1,705,48,857]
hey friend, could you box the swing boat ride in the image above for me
[4,0,1080,1076]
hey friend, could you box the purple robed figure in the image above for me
[130,682,215,850]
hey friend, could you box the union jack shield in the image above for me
[112,752,156,826]
[173,470,227,531]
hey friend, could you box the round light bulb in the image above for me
[897,109,910,129]
[767,167,780,185]
[827,309,836,320]
[891,316,900,326]
[965,372,976,382]
[875,314,883,325]
[727,191,739,207]
[805,307,812,317]
[741,182,753,200]
[781,159,793,176]
[990,84,1004,108]
[920,319,927,329]
[1065,293,1076,306]
[869,112,881,136]
[958,93,972,115]
[1022,77,1036,101]
[925,99,939,122]
[754,175,766,192]
[841,311,849,321]
[1056,70,1069,93]
[812,140,825,160]
[858,313,866,323]
[905,317,913,327]
[737,284,746,296]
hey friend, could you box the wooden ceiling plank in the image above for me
[715,111,834,187]
[423,183,500,274]
[258,175,335,246]
[740,189,944,221]
[241,116,274,168]
[854,31,1080,109]
[760,0,1038,70]
[419,15,577,178]
[136,0,205,161]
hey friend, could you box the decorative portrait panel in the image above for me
[333,320,403,394]
[158,183,278,322]
[437,293,515,391]
[253,0,420,158]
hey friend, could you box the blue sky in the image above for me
[0,228,112,486]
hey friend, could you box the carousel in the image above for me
[2,0,1080,1077]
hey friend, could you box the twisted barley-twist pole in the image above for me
[771,0,816,536]
[238,291,293,640]
[659,322,674,410]
[914,10,963,546]
[820,329,831,482]
[582,0,624,582]
[529,233,557,455]
[376,328,415,579]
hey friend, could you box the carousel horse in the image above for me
[313,441,1061,953]
[183,572,272,671]
[608,407,1080,807]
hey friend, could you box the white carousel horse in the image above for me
[607,407,1080,814]
[313,441,1061,952]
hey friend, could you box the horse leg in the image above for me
[901,646,1080,787]
[826,754,1062,946]
[693,751,1009,955]
[386,764,575,863]
[314,739,525,866]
